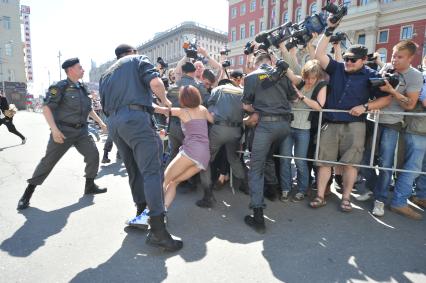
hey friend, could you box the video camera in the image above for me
[157,57,168,69]
[220,46,231,56]
[270,59,290,82]
[222,60,231,68]
[329,32,347,44]
[322,0,348,24]
[183,38,198,59]
[369,70,400,88]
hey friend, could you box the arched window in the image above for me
[295,7,302,22]
[377,48,387,63]
[310,3,317,15]
[282,11,289,23]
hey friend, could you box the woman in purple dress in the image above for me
[156,85,214,208]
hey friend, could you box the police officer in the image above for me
[196,79,248,207]
[17,58,107,210]
[99,44,182,252]
[242,52,296,233]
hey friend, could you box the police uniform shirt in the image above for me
[242,64,293,115]
[207,84,244,123]
[45,79,92,125]
[99,55,160,115]
[178,74,210,106]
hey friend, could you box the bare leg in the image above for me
[164,165,201,208]
[342,165,357,200]
[163,154,195,191]
[317,166,332,199]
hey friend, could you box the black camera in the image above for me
[220,47,231,56]
[369,71,400,88]
[255,21,293,49]
[157,57,168,69]
[329,32,347,44]
[244,41,255,55]
[270,59,290,82]
[222,60,231,68]
[289,13,327,47]
[322,0,348,24]
[183,39,198,59]
[365,53,379,70]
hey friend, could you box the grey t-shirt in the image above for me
[379,66,423,125]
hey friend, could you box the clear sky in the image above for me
[21,0,229,95]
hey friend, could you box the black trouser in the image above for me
[0,117,25,140]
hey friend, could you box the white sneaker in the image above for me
[372,200,385,217]
[280,191,290,202]
[356,191,373,201]
[125,208,150,229]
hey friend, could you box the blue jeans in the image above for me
[373,126,399,203]
[279,128,310,193]
[415,152,426,199]
[392,132,426,207]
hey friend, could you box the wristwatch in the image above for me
[363,103,369,111]
[300,96,305,101]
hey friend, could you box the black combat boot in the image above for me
[264,184,278,201]
[146,214,183,252]
[17,184,36,210]
[84,178,107,195]
[244,207,266,234]
[233,176,249,195]
[195,185,215,208]
[101,150,111,163]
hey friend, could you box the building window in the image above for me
[8,69,15,82]
[250,0,256,12]
[382,0,392,3]
[310,3,317,15]
[343,0,351,7]
[2,16,11,29]
[260,21,265,31]
[377,48,387,63]
[249,23,255,37]
[240,3,246,15]
[230,58,235,66]
[357,34,366,45]
[271,0,276,4]
[231,7,237,18]
[240,25,246,40]
[5,43,13,56]
[295,8,302,23]
[239,56,244,65]
[260,0,264,8]
[282,11,288,23]
[231,29,236,42]
[2,0,9,3]
[360,0,369,5]
[378,30,388,43]
[401,25,413,40]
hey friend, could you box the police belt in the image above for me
[57,121,87,129]
[260,113,292,122]
[214,121,242,127]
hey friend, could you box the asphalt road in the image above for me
[0,111,425,283]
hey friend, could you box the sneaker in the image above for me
[356,191,373,202]
[125,208,150,229]
[279,191,289,202]
[372,200,385,217]
[292,192,305,202]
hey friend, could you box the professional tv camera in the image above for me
[255,21,293,49]
[322,0,348,24]
[157,57,168,69]
[369,69,400,88]
[183,38,198,59]
[244,41,255,55]
[220,46,231,56]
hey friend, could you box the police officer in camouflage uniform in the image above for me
[17,58,107,210]
[196,79,248,208]
[99,44,182,252]
[242,52,296,233]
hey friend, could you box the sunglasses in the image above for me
[344,57,360,63]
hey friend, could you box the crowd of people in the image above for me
[12,15,426,253]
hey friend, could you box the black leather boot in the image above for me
[84,178,107,195]
[244,207,266,234]
[195,185,215,208]
[146,214,183,252]
[101,150,111,163]
[17,184,36,210]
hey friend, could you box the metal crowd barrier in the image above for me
[273,108,426,176]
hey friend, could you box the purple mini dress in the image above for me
[180,117,210,170]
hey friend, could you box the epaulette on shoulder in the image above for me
[48,80,69,97]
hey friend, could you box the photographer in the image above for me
[311,18,392,212]
[241,52,296,233]
[370,41,424,220]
